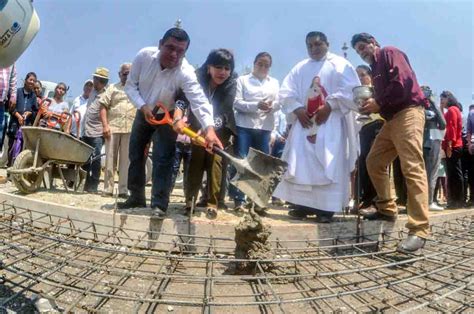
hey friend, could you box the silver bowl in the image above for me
[352,85,374,104]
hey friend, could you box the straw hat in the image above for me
[92,67,109,79]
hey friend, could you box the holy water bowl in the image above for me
[352,85,374,104]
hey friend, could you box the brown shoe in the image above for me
[0,176,8,184]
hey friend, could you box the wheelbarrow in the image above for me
[147,102,288,208]
[7,126,93,194]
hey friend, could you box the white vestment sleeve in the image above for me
[125,50,146,109]
[325,62,360,114]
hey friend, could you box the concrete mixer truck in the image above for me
[0,0,40,67]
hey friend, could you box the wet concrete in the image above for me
[234,209,274,273]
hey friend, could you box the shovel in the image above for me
[146,102,288,208]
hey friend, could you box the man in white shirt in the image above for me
[70,79,93,137]
[273,31,360,223]
[119,27,222,216]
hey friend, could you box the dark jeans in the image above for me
[446,147,464,206]
[170,142,191,196]
[357,120,383,207]
[232,126,271,204]
[82,136,104,192]
[128,110,177,210]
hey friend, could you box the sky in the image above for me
[16,0,473,114]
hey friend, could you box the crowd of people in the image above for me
[0,28,473,254]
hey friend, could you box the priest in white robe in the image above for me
[273,31,360,222]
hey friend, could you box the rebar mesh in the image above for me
[0,202,472,313]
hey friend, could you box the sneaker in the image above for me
[117,198,146,209]
[151,207,166,217]
[429,202,444,211]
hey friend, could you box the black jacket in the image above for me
[188,67,238,135]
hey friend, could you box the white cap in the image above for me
[0,0,40,67]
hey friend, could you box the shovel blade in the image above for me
[231,148,287,208]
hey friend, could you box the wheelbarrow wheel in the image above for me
[11,149,44,194]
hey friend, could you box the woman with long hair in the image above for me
[38,82,70,132]
[232,52,280,211]
[441,90,464,208]
[7,72,37,165]
[180,48,237,218]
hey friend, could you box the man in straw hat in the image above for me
[119,27,222,217]
[82,67,109,193]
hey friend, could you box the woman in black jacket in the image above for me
[7,72,37,166]
[182,49,237,218]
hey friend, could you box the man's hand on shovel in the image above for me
[141,105,154,122]
[204,126,223,152]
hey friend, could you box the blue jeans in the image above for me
[82,136,104,192]
[128,110,177,210]
[231,126,271,204]
[271,138,285,159]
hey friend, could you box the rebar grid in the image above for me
[0,203,472,313]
